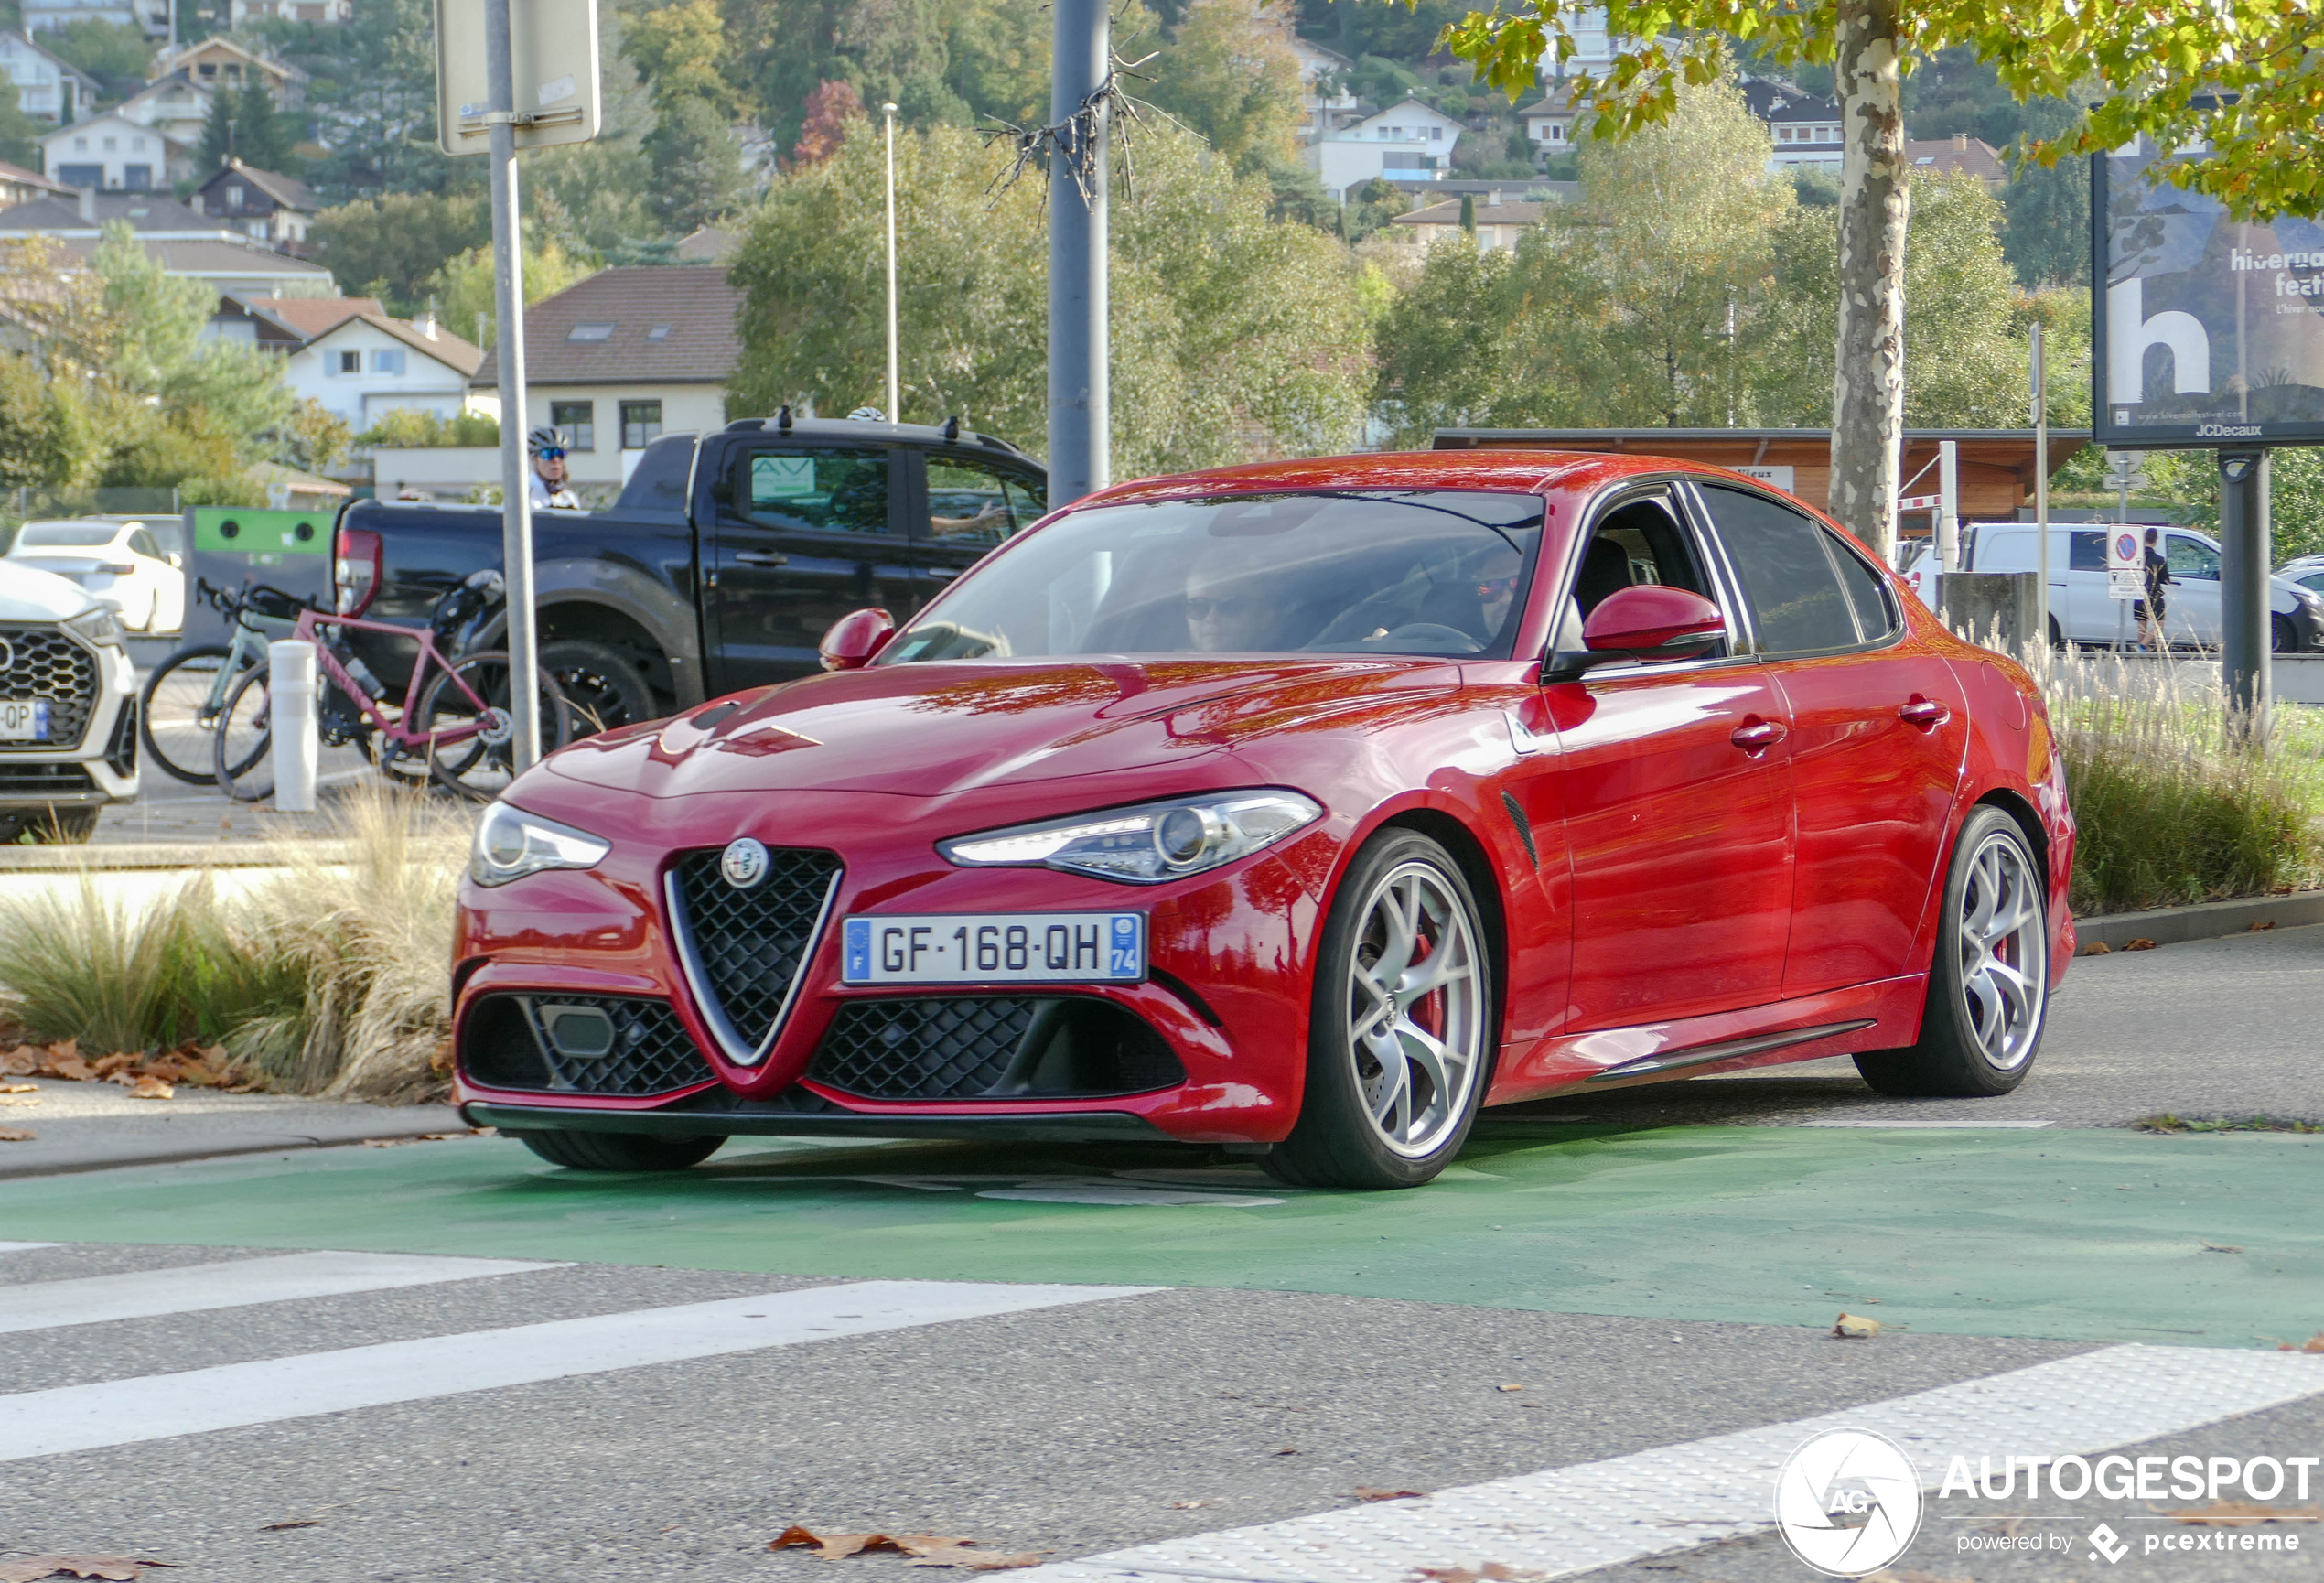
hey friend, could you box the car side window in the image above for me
[2069,531,2106,572]
[737,447,890,534]
[1696,485,1863,655]
[1555,493,1723,658]
[1825,533,1899,641]
[925,456,1021,548]
[129,528,160,559]
[2168,534,2221,580]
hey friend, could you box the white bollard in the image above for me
[267,638,319,813]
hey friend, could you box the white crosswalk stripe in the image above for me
[0,1250,563,1333]
[0,1241,59,1254]
[0,1275,1157,1462]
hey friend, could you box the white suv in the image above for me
[0,560,138,842]
[1901,524,2324,652]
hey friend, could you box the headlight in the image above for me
[63,607,123,648]
[469,802,611,887]
[939,791,1323,884]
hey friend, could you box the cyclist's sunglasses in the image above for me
[539,447,568,460]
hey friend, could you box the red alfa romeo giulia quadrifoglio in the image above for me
[451,450,2074,1188]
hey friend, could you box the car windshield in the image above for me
[15,524,118,548]
[879,490,1544,662]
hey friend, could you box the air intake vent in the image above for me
[810,997,1183,1101]
[667,845,843,1064]
[460,995,714,1096]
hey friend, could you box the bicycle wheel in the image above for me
[139,643,242,785]
[415,650,574,802]
[211,662,276,802]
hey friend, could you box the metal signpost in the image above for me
[2093,130,2324,735]
[1048,0,1110,506]
[436,0,600,769]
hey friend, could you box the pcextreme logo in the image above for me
[1773,1427,1925,1577]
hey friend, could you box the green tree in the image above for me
[41,19,152,101]
[0,82,39,169]
[0,354,93,489]
[1372,236,1512,447]
[1440,0,2324,561]
[426,235,592,348]
[310,192,491,315]
[1148,0,1307,172]
[728,118,1370,475]
[1998,99,2087,288]
[645,94,747,232]
[231,83,296,172]
[623,0,742,119]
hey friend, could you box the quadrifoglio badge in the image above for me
[1775,1430,2317,1575]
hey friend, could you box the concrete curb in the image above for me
[0,841,358,872]
[0,1104,468,1180]
[2075,890,2324,950]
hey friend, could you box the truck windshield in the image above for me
[878,490,1544,662]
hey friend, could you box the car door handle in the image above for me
[1730,716,1786,754]
[734,551,790,567]
[1899,695,1952,729]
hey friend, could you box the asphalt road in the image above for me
[0,929,2317,1582]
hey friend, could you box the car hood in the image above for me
[541,657,1462,801]
[0,562,97,621]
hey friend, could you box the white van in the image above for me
[1899,524,2324,652]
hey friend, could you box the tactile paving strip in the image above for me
[1024,1344,2324,1583]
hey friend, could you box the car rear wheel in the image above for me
[2272,614,2296,653]
[1265,830,1494,1190]
[1855,806,2048,1098]
[514,1129,726,1171]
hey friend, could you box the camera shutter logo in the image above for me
[720,837,770,889]
[1773,1427,1924,1577]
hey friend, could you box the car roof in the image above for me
[1072,448,1796,508]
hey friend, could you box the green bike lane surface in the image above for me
[0,1120,2313,1349]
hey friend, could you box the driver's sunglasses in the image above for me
[1478,576,1517,598]
[540,447,567,460]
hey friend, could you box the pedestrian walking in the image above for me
[2134,526,2171,651]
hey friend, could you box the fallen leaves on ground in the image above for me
[2276,1335,2324,1353]
[1414,1565,1544,1583]
[1356,1489,1426,1502]
[2124,938,2157,951]
[2248,920,2277,931]
[1495,1384,1523,1393]
[2161,1502,2324,1525]
[1166,1501,1210,1510]
[256,1521,320,1532]
[1833,1312,1882,1339]
[0,1041,257,1093]
[0,1082,33,1094]
[0,1559,173,1582]
[0,1128,34,1142]
[2081,942,2113,955]
[769,1529,1041,1570]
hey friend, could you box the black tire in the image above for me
[539,639,655,738]
[140,643,243,785]
[2272,613,2297,654]
[415,650,575,802]
[2047,615,2064,652]
[211,662,275,802]
[1855,806,2049,1098]
[515,1129,726,1171]
[1264,830,1497,1190]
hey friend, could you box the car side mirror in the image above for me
[819,607,895,672]
[1548,586,1727,680]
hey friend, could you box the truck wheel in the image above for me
[515,1129,725,1171]
[540,640,654,737]
[1855,807,2048,1098]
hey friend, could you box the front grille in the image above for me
[460,994,715,1096]
[812,996,1185,1101]
[0,625,99,749]
[0,762,93,796]
[669,846,843,1061]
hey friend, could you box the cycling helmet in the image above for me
[528,425,568,457]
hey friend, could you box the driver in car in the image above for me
[1184,566,1275,652]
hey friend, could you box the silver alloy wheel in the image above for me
[1957,829,2046,1071]
[1343,858,1485,1158]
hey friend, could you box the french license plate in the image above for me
[842,912,1145,985]
[0,700,49,742]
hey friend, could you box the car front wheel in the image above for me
[1266,829,1495,1190]
[1856,806,2049,1097]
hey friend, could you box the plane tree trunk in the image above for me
[1827,0,1909,562]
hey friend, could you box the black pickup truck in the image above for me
[333,415,1048,729]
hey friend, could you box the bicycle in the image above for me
[210,599,575,803]
[138,578,314,786]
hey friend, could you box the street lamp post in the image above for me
[883,102,899,425]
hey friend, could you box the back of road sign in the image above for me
[436,0,601,156]
[2107,528,2142,601]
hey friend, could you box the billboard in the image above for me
[2093,136,2324,449]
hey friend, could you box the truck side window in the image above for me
[739,447,890,534]
[926,457,1020,547]
[1002,471,1045,523]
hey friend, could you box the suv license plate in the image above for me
[842,912,1145,985]
[0,700,50,742]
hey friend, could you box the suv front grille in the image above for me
[0,624,99,749]
[460,995,715,1096]
[811,996,1184,1101]
[668,845,843,1062]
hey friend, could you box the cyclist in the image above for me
[528,426,581,511]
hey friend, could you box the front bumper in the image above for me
[0,640,137,811]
